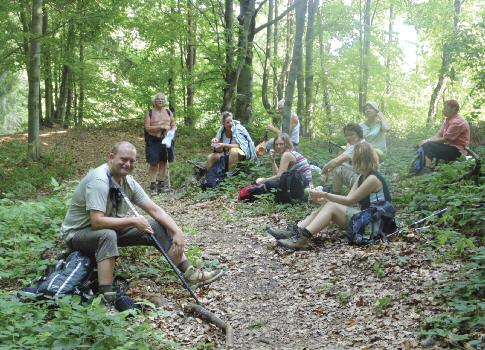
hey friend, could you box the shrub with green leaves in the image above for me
[0,294,167,349]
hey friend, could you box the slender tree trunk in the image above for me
[28,0,43,161]
[381,4,393,113]
[42,4,53,127]
[296,49,304,118]
[55,19,75,125]
[426,0,460,125]
[277,0,293,102]
[303,0,318,136]
[185,0,196,126]
[261,0,274,112]
[64,85,73,128]
[271,0,279,124]
[282,0,306,133]
[221,0,235,112]
[318,14,331,117]
[358,0,371,112]
[77,32,85,126]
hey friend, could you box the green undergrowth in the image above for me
[0,140,77,198]
[0,295,169,349]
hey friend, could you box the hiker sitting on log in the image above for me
[269,142,392,250]
[206,111,256,171]
[255,133,312,190]
[419,99,470,169]
[61,141,224,303]
[320,123,365,195]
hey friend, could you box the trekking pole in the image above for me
[109,178,201,305]
[409,207,448,228]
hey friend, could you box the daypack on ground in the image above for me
[238,183,266,201]
[18,251,96,302]
[275,169,306,203]
[346,201,397,246]
[201,154,228,190]
[408,147,426,176]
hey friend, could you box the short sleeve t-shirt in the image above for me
[438,115,470,154]
[222,133,237,145]
[61,164,149,241]
[360,121,387,153]
[343,139,366,160]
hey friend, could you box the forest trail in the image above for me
[18,127,452,349]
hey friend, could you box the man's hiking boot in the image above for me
[267,224,296,240]
[149,182,158,196]
[101,291,117,305]
[277,227,311,250]
[183,266,224,289]
[157,180,166,194]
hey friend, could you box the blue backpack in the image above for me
[346,201,397,246]
[201,154,228,190]
[409,147,426,175]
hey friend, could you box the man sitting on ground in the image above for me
[419,99,470,169]
[61,141,224,303]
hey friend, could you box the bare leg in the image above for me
[206,153,222,170]
[304,202,348,235]
[158,161,167,181]
[298,206,323,228]
[98,257,116,286]
[148,164,159,183]
[228,148,240,170]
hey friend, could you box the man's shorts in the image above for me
[145,135,175,165]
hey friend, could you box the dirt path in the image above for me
[153,194,452,349]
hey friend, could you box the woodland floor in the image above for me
[4,128,459,349]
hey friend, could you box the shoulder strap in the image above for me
[370,171,391,202]
[165,108,172,117]
[148,109,152,119]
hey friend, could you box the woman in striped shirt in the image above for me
[256,133,312,190]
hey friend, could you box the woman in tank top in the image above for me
[271,142,392,250]
[256,133,312,190]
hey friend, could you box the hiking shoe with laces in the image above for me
[277,227,311,250]
[149,182,158,196]
[101,291,117,305]
[267,224,296,240]
[183,266,224,289]
[157,180,166,194]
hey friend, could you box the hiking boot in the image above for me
[157,180,166,194]
[277,227,311,250]
[267,224,296,240]
[183,266,224,289]
[149,182,158,196]
[101,291,117,305]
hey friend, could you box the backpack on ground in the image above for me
[346,201,397,246]
[238,183,266,202]
[408,147,426,176]
[275,169,306,204]
[201,154,228,190]
[18,251,97,302]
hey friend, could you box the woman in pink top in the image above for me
[420,99,470,166]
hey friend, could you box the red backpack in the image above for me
[238,183,266,202]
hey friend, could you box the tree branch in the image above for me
[254,2,296,34]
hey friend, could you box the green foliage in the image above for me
[0,294,167,349]
[419,248,485,347]
[0,194,68,286]
[0,140,77,198]
[372,261,385,279]
[337,291,351,305]
[373,296,392,317]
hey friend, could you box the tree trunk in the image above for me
[77,30,85,126]
[221,0,235,112]
[296,49,304,118]
[42,4,53,127]
[358,0,371,112]
[235,0,256,124]
[185,0,196,127]
[55,19,75,125]
[426,0,460,125]
[277,0,293,102]
[318,13,331,118]
[382,4,393,113]
[282,0,306,133]
[64,85,73,128]
[303,0,318,136]
[271,0,279,124]
[27,0,43,161]
[261,0,274,112]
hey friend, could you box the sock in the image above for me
[177,260,191,273]
[99,284,114,294]
[302,228,312,238]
